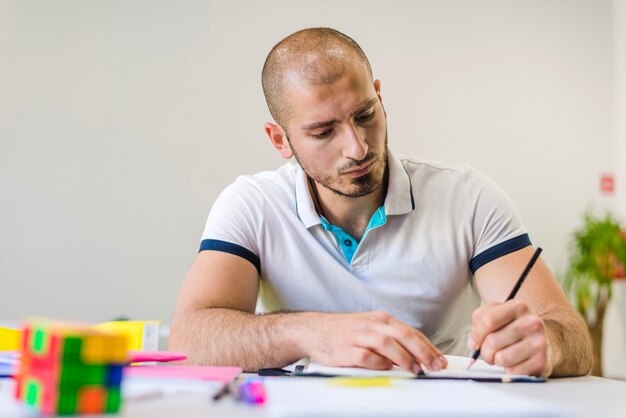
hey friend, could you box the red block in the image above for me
[78,386,106,414]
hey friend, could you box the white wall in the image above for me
[603,0,626,379]
[0,0,618,323]
[616,0,626,219]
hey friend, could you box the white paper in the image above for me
[305,355,536,380]
[122,377,223,401]
[265,378,572,418]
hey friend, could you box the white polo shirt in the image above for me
[200,151,530,355]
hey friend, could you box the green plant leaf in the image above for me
[561,210,626,322]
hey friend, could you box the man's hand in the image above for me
[468,300,555,377]
[295,310,447,374]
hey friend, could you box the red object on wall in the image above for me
[600,174,615,194]
[615,262,624,279]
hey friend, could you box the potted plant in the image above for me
[563,211,626,376]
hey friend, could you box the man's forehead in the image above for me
[278,57,375,128]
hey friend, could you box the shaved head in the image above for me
[262,28,373,128]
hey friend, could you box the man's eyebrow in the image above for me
[301,119,338,131]
[350,98,378,116]
[300,98,378,131]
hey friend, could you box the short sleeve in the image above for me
[465,169,531,274]
[199,178,265,274]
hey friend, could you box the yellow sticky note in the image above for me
[0,327,21,350]
[329,377,393,387]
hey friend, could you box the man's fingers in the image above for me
[469,300,530,348]
[504,347,551,377]
[478,314,538,363]
[308,311,444,374]
[363,318,445,371]
[469,304,549,376]
[471,303,494,324]
[494,336,546,369]
[353,329,421,373]
[388,318,447,370]
[347,347,394,370]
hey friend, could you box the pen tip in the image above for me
[466,358,476,370]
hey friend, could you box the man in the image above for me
[169,28,592,377]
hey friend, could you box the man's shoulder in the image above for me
[235,162,298,188]
[392,153,500,202]
[221,161,299,203]
[395,153,477,182]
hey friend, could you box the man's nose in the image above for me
[342,124,368,161]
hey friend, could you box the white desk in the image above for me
[1,375,625,417]
[486,376,625,417]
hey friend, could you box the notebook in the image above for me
[301,355,545,382]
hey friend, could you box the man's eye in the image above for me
[313,130,333,140]
[356,111,375,123]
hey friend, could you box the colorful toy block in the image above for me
[0,326,21,350]
[2,320,161,354]
[15,320,128,415]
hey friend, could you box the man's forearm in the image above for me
[543,308,592,377]
[169,308,307,372]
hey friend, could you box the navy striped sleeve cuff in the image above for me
[469,234,532,274]
[199,239,261,274]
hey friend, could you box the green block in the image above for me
[83,364,106,385]
[58,381,82,393]
[106,387,122,413]
[60,363,106,385]
[62,337,83,362]
[24,378,42,407]
[59,363,86,384]
[57,389,78,415]
[31,326,48,355]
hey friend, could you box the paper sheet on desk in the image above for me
[0,352,19,377]
[305,355,538,381]
[123,378,224,401]
[123,365,241,401]
[265,379,572,418]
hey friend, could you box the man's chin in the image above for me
[333,177,383,198]
[315,157,387,198]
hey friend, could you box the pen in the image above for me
[414,375,546,383]
[213,378,267,404]
[212,382,232,401]
[467,247,543,369]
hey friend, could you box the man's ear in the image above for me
[374,79,387,118]
[264,122,293,159]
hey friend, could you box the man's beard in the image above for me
[290,132,388,198]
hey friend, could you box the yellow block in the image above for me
[0,327,21,350]
[4,320,158,354]
[81,333,128,364]
[91,321,160,351]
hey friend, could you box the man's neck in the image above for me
[308,171,388,241]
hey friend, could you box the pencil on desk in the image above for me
[212,382,232,401]
[467,247,543,370]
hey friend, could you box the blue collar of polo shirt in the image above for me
[294,149,414,229]
[319,205,387,264]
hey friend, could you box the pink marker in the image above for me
[238,380,266,405]
[127,351,187,363]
